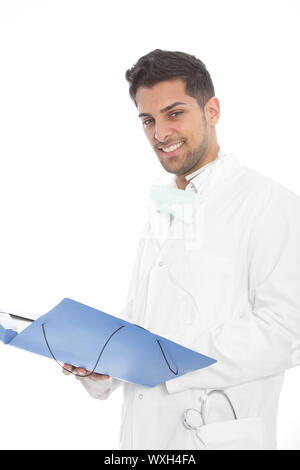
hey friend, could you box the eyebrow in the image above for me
[138,101,188,118]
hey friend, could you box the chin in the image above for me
[161,163,184,176]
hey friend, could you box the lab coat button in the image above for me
[158,259,164,267]
[138,394,143,399]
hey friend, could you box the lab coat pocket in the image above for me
[189,252,237,328]
[195,417,265,450]
[168,252,238,329]
[186,252,237,294]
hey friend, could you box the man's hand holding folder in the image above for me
[62,363,110,382]
[1,298,216,387]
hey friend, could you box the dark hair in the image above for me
[125,49,215,110]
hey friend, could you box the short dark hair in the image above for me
[125,49,215,110]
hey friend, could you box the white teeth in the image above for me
[160,141,184,153]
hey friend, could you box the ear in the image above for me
[204,97,220,125]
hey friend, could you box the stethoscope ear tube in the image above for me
[201,390,237,425]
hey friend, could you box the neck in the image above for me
[175,145,220,190]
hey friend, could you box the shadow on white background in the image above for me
[0,0,300,450]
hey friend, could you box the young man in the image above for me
[63,49,300,450]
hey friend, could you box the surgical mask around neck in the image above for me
[149,184,199,222]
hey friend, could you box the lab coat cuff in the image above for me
[80,376,113,400]
[164,377,183,394]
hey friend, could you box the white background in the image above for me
[0,0,299,450]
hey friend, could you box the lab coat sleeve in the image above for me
[79,223,148,399]
[166,186,300,393]
[79,376,121,400]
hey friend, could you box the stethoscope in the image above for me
[183,390,237,431]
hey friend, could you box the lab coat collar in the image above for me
[154,147,240,198]
[148,148,240,245]
[166,148,238,193]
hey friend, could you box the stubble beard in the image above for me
[158,132,209,177]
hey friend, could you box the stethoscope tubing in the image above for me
[183,390,237,430]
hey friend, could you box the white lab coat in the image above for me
[81,150,300,450]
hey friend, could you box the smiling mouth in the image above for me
[157,141,185,154]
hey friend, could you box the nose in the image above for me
[154,119,173,144]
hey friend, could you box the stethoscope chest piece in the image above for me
[183,408,203,430]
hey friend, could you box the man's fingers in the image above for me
[75,369,110,381]
[75,367,88,380]
[62,364,110,381]
[62,363,75,375]
[89,372,110,381]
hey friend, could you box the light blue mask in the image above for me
[150,184,199,222]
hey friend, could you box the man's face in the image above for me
[136,79,212,177]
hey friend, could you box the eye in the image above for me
[142,118,154,127]
[169,111,183,118]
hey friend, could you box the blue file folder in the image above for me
[0,298,216,387]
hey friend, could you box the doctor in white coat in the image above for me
[63,49,300,450]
